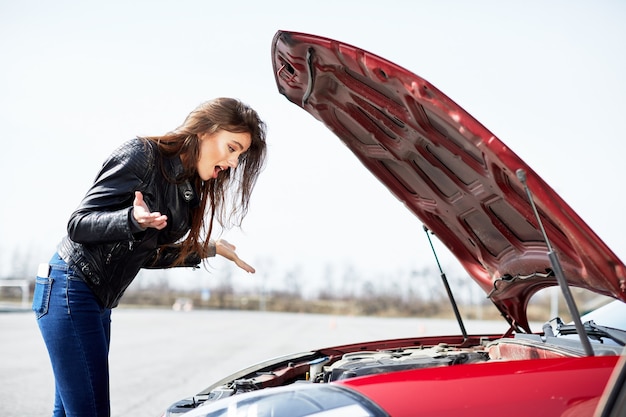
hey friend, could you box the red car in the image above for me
[163,31,626,417]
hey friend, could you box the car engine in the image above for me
[317,344,488,383]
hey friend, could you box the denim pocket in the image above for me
[32,276,53,319]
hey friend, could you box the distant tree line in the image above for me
[1,244,599,322]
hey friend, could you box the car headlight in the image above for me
[179,382,388,417]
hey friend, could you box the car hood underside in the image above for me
[271,30,626,330]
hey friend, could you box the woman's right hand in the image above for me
[132,191,168,230]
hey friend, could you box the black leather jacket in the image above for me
[57,138,210,308]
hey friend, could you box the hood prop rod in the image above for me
[516,169,594,357]
[423,225,468,340]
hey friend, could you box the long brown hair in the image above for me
[144,97,267,264]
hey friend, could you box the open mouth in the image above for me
[213,165,227,179]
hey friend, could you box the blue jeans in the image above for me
[33,253,112,417]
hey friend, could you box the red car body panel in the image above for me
[271,31,626,331]
[338,355,619,417]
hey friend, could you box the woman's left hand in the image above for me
[215,239,256,273]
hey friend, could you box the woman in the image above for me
[32,97,267,416]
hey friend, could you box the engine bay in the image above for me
[161,320,626,416]
[198,330,624,403]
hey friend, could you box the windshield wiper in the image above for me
[557,321,626,346]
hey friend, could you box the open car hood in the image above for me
[271,31,626,331]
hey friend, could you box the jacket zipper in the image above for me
[105,241,134,265]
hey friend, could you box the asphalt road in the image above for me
[0,306,508,417]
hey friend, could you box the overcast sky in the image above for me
[1,0,625,295]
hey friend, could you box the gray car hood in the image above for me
[271,31,626,331]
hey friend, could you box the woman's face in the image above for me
[196,130,252,181]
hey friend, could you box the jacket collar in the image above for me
[165,155,196,204]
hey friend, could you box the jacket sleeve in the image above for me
[142,240,216,269]
[142,244,201,269]
[66,139,154,244]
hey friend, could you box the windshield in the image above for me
[579,300,626,330]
